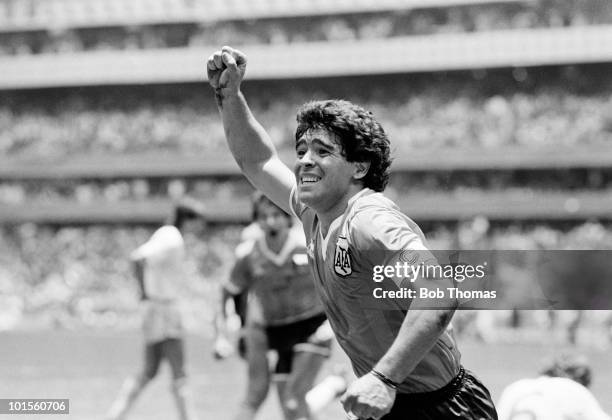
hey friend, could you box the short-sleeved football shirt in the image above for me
[225,227,325,327]
[131,225,186,342]
[290,187,461,393]
[131,225,185,302]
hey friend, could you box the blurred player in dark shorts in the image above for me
[207,46,497,419]
[216,193,337,420]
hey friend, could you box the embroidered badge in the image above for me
[334,236,352,276]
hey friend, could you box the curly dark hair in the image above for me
[251,191,291,222]
[295,100,392,192]
[540,353,592,388]
[169,197,206,231]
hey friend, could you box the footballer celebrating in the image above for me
[206,46,497,420]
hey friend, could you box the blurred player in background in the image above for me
[497,353,611,420]
[215,192,343,420]
[207,46,497,420]
[106,199,205,420]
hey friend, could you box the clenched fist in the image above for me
[341,373,396,420]
[207,46,247,97]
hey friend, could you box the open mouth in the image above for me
[300,175,321,185]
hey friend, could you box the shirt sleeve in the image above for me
[131,225,184,262]
[350,208,438,287]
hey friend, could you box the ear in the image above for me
[352,161,371,180]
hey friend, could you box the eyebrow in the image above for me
[295,137,336,150]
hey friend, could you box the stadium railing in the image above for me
[1,147,610,224]
[1,191,610,224]
[2,26,612,89]
[2,147,612,180]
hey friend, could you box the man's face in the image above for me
[256,200,290,239]
[293,128,357,212]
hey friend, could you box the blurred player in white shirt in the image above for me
[497,354,610,420]
[106,199,205,420]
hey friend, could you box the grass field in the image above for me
[0,330,610,420]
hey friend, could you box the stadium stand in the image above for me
[4,26,612,87]
[1,0,611,339]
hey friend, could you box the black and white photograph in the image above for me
[1,0,611,419]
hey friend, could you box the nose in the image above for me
[298,149,315,167]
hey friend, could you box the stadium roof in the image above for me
[2,26,612,89]
[0,0,533,32]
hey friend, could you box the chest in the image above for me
[249,249,310,283]
[308,224,368,299]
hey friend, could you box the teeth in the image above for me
[301,176,320,183]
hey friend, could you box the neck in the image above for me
[318,185,365,237]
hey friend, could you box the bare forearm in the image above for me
[218,92,278,165]
[374,308,456,384]
[214,287,233,338]
[208,47,295,212]
[132,259,146,300]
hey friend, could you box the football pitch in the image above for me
[0,331,610,419]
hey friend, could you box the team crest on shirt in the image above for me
[334,236,352,276]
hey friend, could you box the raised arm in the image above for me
[207,46,295,213]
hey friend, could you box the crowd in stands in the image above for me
[1,1,612,55]
[1,67,610,206]
[0,178,254,205]
[2,73,612,161]
[0,223,242,330]
[1,221,611,331]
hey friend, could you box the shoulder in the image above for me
[234,239,256,260]
[347,193,426,250]
[131,225,184,260]
[152,225,183,243]
[240,223,262,242]
[545,377,596,397]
